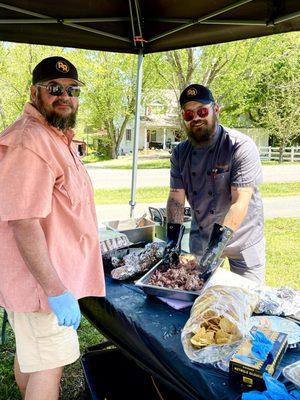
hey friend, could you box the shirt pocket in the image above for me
[62,166,83,207]
[213,171,231,195]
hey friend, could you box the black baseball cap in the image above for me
[179,84,214,107]
[32,56,84,86]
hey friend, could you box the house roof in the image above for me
[141,114,179,129]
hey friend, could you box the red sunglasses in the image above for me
[183,106,210,122]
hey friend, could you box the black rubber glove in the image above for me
[200,223,233,276]
[166,223,182,250]
[163,223,183,265]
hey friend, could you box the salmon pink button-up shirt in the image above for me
[0,103,105,312]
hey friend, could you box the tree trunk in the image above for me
[110,146,117,159]
[279,145,285,163]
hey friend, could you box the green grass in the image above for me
[82,153,105,164]
[0,218,299,399]
[260,182,300,197]
[89,157,171,169]
[94,182,300,205]
[264,218,300,288]
[94,186,169,204]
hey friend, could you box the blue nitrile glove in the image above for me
[242,392,268,400]
[48,291,81,330]
[290,391,300,400]
[250,330,273,360]
[241,373,300,400]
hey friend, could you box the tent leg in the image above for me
[1,309,8,345]
[129,51,144,218]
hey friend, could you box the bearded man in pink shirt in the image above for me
[0,56,105,400]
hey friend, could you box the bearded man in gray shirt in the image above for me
[166,84,265,284]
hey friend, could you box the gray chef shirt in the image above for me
[170,125,264,257]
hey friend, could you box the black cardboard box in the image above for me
[229,326,288,391]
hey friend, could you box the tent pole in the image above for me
[129,50,144,218]
[129,51,144,218]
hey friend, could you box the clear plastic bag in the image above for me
[181,285,259,364]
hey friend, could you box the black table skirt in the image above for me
[80,275,299,400]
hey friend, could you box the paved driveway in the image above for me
[86,164,300,189]
[85,163,300,221]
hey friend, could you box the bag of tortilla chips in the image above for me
[181,285,258,364]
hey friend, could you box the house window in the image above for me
[126,129,132,141]
[151,130,157,141]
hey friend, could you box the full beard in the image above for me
[35,93,78,131]
[187,115,217,147]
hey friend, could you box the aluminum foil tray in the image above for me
[135,258,222,302]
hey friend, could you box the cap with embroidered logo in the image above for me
[179,84,214,107]
[32,56,84,86]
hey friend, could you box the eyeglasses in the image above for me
[182,106,210,122]
[36,83,81,97]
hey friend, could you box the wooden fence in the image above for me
[259,146,300,162]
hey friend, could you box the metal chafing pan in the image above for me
[104,217,155,244]
[135,258,223,302]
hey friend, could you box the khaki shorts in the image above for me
[7,311,80,373]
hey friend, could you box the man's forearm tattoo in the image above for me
[166,197,184,224]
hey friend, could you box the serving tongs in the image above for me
[196,223,232,281]
[162,224,185,269]
[198,259,220,281]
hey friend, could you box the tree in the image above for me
[75,51,138,159]
[246,57,300,161]
[1,32,299,160]
[147,48,199,135]
[0,43,66,130]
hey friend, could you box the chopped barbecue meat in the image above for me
[148,258,204,291]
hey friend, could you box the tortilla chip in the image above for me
[219,317,236,334]
[202,310,218,319]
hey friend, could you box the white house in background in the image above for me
[119,90,182,155]
[118,90,269,155]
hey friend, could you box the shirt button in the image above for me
[193,191,197,195]
[208,191,213,196]
[192,172,196,176]
[209,210,214,214]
